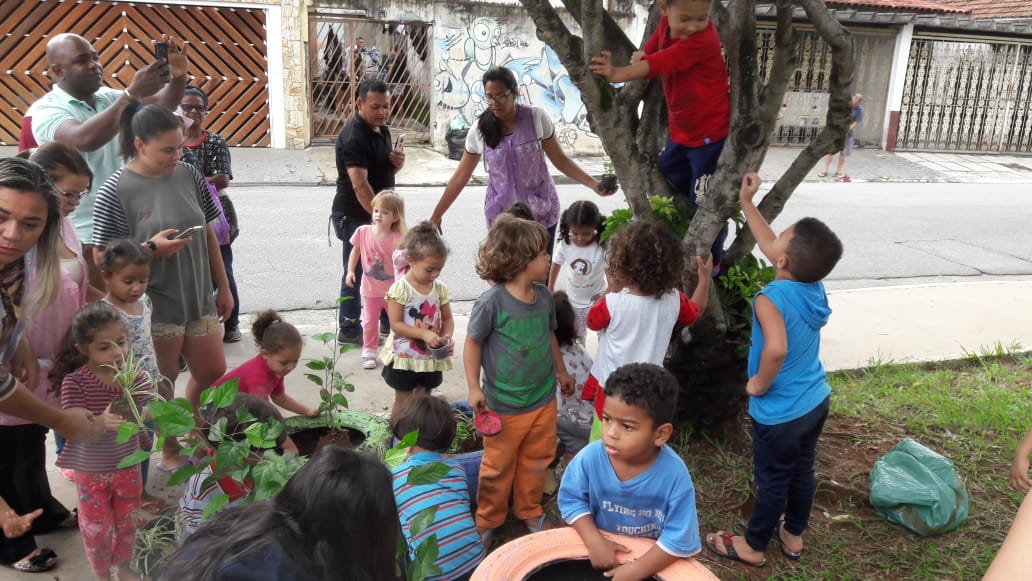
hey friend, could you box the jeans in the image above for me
[220,244,240,330]
[745,396,830,551]
[658,139,728,265]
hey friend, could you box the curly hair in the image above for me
[604,362,679,427]
[607,220,684,298]
[558,200,604,245]
[475,214,548,283]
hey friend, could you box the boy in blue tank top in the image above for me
[705,173,843,568]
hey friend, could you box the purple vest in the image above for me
[482,105,559,228]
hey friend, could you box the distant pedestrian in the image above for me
[819,93,864,180]
[330,79,404,345]
[29,33,189,291]
[430,67,615,255]
[589,0,731,272]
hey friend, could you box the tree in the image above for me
[518,0,857,427]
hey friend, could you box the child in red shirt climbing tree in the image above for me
[589,0,731,271]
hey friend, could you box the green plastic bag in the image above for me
[869,439,969,536]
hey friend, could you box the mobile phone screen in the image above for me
[154,42,168,62]
[396,134,406,150]
[172,226,203,240]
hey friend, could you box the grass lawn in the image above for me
[680,350,1032,580]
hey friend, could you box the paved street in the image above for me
[233,181,1032,312]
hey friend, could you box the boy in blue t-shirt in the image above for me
[559,363,701,580]
[706,173,843,568]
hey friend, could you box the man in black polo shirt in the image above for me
[330,79,404,343]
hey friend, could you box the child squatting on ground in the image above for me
[559,363,702,581]
[547,200,609,342]
[179,394,286,537]
[380,221,454,417]
[347,190,406,369]
[390,395,486,580]
[50,303,155,580]
[705,173,843,567]
[214,310,317,455]
[553,290,595,456]
[465,214,574,542]
[589,0,731,269]
[582,220,710,437]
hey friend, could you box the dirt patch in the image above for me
[289,426,364,457]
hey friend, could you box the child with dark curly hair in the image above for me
[581,220,710,437]
[466,214,574,542]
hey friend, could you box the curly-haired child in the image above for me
[581,221,710,432]
[548,201,609,342]
[466,214,574,541]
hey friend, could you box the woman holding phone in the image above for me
[92,104,232,471]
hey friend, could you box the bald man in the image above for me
[28,33,189,288]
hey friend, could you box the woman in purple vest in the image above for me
[430,67,614,253]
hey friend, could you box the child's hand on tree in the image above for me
[696,255,713,280]
[740,172,762,204]
[588,50,615,80]
[630,50,644,64]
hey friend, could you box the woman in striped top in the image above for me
[50,303,154,579]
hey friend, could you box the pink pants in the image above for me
[362,295,388,354]
[73,467,142,578]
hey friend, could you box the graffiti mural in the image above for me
[433,16,598,149]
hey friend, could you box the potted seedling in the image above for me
[599,160,618,192]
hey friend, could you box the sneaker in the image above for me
[362,357,377,370]
[337,330,362,345]
[223,327,242,343]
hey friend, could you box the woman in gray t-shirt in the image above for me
[93,105,232,470]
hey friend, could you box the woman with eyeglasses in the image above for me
[181,86,242,344]
[430,66,615,254]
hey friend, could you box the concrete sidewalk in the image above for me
[34,277,1032,579]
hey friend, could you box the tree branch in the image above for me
[757,0,797,122]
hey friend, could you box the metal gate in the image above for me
[896,35,1032,152]
[308,13,432,143]
[757,26,894,147]
[0,0,270,147]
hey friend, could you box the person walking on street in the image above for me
[330,80,405,344]
[819,93,864,181]
[29,33,189,291]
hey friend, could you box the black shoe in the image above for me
[178,356,188,374]
[337,330,362,345]
[379,320,390,336]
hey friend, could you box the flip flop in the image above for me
[140,497,171,516]
[525,513,555,534]
[155,459,189,473]
[817,171,828,177]
[833,172,843,178]
[774,519,802,560]
[12,548,57,573]
[477,527,494,548]
[705,531,766,568]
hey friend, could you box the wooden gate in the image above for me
[757,26,894,148]
[309,13,432,143]
[896,35,1032,152]
[0,1,269,147]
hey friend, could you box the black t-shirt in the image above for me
[332,115,395,221]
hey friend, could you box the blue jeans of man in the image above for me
[658,138,728,265]
[220,244,240,330]
[331,214,387,336]
[745,396,830,551]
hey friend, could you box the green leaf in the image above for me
[264,420,285,442]
[407,535,442,581]
[398,429,419,449]
[305,373,323,386]
[243,422,277,448]
[166,463,201,487]
[311,332,335,345]
[235,408,255,425]
[201,493,231,519]
[202,380,239,409]
[330,393,349,408]
[117,449,152,469]
[214,440,250,473]
[383,447,408,469]
[306,359,328,371]
[149,398,196,437]
[116,421,142,444]
[410,506,438,536]
[209,417,229,443]
[407,462,452,486]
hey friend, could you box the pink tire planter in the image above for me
[471,527,719,580]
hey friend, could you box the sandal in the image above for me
[140,497,171,516]
[12,548,57,573]
[817,171,828,177]
[833,172,842,179]
[525,513,555,533]
[705,531,766,568]
[774,519,802,560]
[477,526,494,548]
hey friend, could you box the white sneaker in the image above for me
[362,357,377,370]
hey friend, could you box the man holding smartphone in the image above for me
[28,33,189,290]
[330,79,405,344]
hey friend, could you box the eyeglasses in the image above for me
[180,104,207,112]
[54,185,90,200]
[484,90,512,104]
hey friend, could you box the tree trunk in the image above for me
[518,0,856,429]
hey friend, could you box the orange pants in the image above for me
[476,399,557,530]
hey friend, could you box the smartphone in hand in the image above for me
[154,42,170,82]
[172,225,204,240]
[395,134,406,151]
